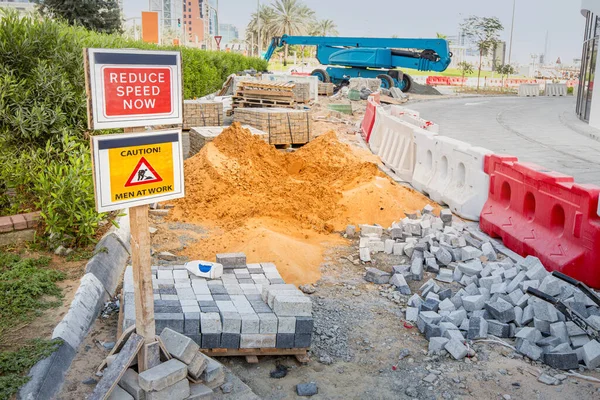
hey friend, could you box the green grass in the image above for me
[0,251,65,337]
[0,338,63,399]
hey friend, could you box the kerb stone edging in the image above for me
[19,211,131,400]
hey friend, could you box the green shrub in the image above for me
[567,86,574,95]
[0,10,267,244]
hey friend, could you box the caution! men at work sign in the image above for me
[85,48,182,129]
[91,130,184,212]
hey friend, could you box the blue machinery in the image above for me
[264,35,452,92]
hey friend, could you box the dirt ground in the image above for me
[56,97,600,399]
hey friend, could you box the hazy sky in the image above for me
[124,0,585,65]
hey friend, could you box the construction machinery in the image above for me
[263,35,452,92]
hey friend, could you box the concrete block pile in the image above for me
[357,207,600,370]
[111,328,225,400]
[183,100,223,130]
[123,253,314,351]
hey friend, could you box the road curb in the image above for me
[18,211,131,400]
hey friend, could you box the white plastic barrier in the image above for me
[441,144,493,221]
[545,83,568,97]
[412,128,439,194]
[518,84,540,97]
[369,110,419,181]
[388,106,440,133]
[411,132,493,221]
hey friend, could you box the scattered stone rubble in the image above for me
[356,207,600,371]
[123,253,314,351]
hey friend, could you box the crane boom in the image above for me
[263,35,452,92]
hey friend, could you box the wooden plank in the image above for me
[295,353,310,363]
[96,324,136,374]
[201,348,308,357]
[129,204,156,371]
[89,333,144,400]
[157,337,172,361]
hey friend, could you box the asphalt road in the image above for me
[408,96,600,185]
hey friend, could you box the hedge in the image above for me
[0,10,267,245]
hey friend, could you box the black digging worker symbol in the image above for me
[137,168,153,181]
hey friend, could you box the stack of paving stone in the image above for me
[183,100,223,130]
[122,252,314,351]
[318,82,334,96]
[356,207,600,370]
[292,82,311,103]
[232,108,312,146]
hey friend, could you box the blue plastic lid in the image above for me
[198,263,213,273]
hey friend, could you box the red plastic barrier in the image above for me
[480,154,600,288]
[361,95,380,142]
[291,71,311,76]
[448,77,467,86]
[426,76,450,86]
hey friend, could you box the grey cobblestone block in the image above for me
[200,312,222,333]
[516,339,543,361]
[160,328,199,364]
[241,313,260,334]
[443,329,465,342]
[155,313,184,335]
[187,383,213,400]
[220,312,241,333]
[364,267,391,284]
[532,299,559,322]
[184,312,200,335]
[582,340,600,369]
[187,351,209,380]
[146,378,190,400]
[277,316,296,333]
[138,359,188,392]
[276,333,295,349]
[220,333,241,349]
[240,334,262,348]
[118,368,143,400]
[544,352,580,370]
[216,252,247,269]
[462,295,485,312]
[424,322,442,340]
[294,333,311,348]
[420,298,440,312]
[485,301,516,323]
[201,333,221,349]
[109,385,133,399]
[487,320,510,338]
[272,295,312,317]
[468,317,488,340]
[259,313,278,334]
[445,339,468,360]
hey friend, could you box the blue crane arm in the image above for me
[263,35,452,72]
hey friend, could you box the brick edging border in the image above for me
[18,210,131,400]
[0,211,40,233]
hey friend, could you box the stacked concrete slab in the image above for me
[358,207,600,370]
[123,253,313,351]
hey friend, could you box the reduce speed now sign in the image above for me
[85,48,182,129]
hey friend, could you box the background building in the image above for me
[219,23,238,45]
[577,0,600,127]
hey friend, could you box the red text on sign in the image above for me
[102,67,172,116]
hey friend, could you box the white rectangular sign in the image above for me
[91,129,185,212]
[85,48,182,130]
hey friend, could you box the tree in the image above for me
[457,61,474,85]
[269,0,315,65]
[36,0,122,34]
[436,32,447,39]
[460,15,504,90]
[311,19,339,37]
[496,64,516,90]
[246,4,276,56]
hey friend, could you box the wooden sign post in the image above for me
[85,48,183,372]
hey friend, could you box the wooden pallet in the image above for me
[238,81,295,91]
[201,347,310,364]
[236,89,294,99]
[233,97,295,106]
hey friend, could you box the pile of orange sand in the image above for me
[170,123,437,284]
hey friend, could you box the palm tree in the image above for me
[246,5,276,57]
[269,0,315,64]
[311,19,339,37]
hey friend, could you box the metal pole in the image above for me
[508,0,516,65]
[257,0,261,57]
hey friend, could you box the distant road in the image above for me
[408,96,600,185]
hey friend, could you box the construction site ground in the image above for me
[57,94,600,400]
